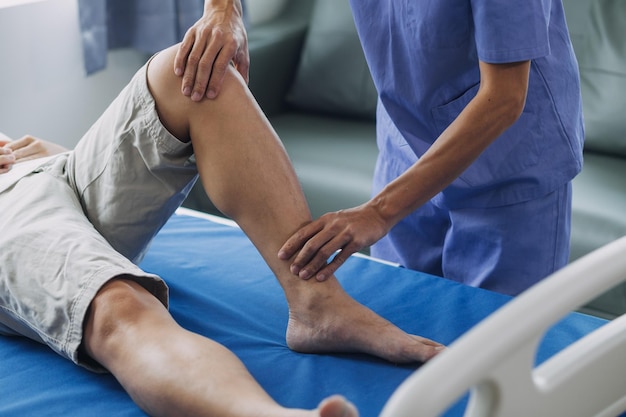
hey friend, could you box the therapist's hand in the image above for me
[174,0,249,101]
[278,204,390,281]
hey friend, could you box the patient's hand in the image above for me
[174,0,249,101]
[0,145,15,174]
[0,135,67,173]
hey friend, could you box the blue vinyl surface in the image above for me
[0,213,607,416]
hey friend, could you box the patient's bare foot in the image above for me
[285,281,444,363]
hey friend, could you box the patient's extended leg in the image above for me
[147,45,444,364]
[84,279,358,417]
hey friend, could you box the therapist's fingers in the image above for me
[314,241,363,282]
[281,218,355,280]
[175,6,248,101]
[278,220,324,268]
[280,206,389,280]
[174,32,194,77]
[205,41,250,100]
[176,18,219,100]
[178,28,241,101]
[295,234,353,281]
[200,35,233,100]
[178,32,212,101]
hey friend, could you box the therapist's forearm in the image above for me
[369,63,530,227]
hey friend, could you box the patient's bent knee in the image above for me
[146,45,194,141]
[84,278,164,355]
[146,44,257,145]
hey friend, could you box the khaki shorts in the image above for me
[0,58,197,371]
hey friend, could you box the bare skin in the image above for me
[0,139,359,417]
[279,60,531,282]
[0,135,67,173]
[174,0,249,101]
[147,45,443,364]
[171,0,533,295]
[85,279,357,417]
[78,44,442,417]
[0,146,14,174]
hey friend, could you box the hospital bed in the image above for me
[382,231,626,417]
[0,208,621,417]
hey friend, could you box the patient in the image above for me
[0,44,443,417]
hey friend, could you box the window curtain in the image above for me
[77,0,209,74]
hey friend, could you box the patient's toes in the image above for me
[318,395,358,417]
[410,335,446,362]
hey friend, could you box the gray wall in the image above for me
[0,0,147,149]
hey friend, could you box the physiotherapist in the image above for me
[279,0,585,296]
[177,0,584,296]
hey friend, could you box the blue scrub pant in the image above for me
[371,183,572,296]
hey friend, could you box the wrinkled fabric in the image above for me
[351,0,584,208]
[0,59,195,370]
[350,0,584,295]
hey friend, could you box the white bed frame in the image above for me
[381,236,626,417]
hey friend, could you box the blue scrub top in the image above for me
[350,0,584,208]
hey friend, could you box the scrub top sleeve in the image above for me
[471,0,551,63]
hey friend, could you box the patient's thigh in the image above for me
[65,59,197,263]
[0,173,166,368]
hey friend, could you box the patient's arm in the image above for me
[0,135,68,172]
